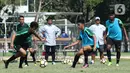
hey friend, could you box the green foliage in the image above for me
[85,0,103,9]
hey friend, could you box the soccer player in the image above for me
[89,17,106,64]
[3,21,44,68]
[11,16,37,67]
[105,14,129,66]
[64,20,98,68]
[39,17,61,65]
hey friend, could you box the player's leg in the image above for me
[18,48,27,68]
[19,43,30,68]
[24,54,29,66]
[51,46,56,65]
[115,40,121,66]
[90,51,96,64]
[71,48,84,68]
[29,48,36,64]
[82,46,93,68]
[45,45,50,61]
[106,38,113,66]
[98,45,106,63]
[4,47,26,68]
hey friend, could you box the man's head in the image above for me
[19,16,24,25]
[77,20,85,30]
[95,17,100,24]
[109,14,115,21]
[30,21,39,30]
[46,17,53,25]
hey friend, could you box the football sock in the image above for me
[24,55,29,65]
[19,57,26,68]
[107,50,111,62]
[116,51,121,64]
[7,55,17,64]
[31,52,36,63]
[84,51,89,64]
[72,54,80,68]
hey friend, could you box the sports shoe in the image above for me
[24,65,29,67]
[70,66,75,68]
[34,63,37,66]
[52,62,56,65]
[101,58,107,64]
[3,60,9,69]
[116,64,119,67]
[19,66,23,68]
[108,62,112,66]
[82,64,89,68]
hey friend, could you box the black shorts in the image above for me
[91,45,104,55]
[107,37,122,50]
[14,42,31,52]
[97,45,104,52]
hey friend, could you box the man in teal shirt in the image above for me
[64,20,98,68]
[105,14,129,66]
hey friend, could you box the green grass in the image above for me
[0,59,130,73]
[1,52,130,57]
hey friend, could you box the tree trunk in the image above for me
[34,0,43,22]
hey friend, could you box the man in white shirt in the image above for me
[39,17,61,65]
[89,17,106,64]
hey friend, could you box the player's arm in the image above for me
[85,28,97,50]
[39,26,46,40]
[64,40,80,49]
[93,35,97,51]
[103,26,107,44]
[122,26,129,41]
[64,35,81,49]
[29,28,44,41]
[103,30,107,44]
[10,31,16,48]
[55,26,61,38]
[119,19,129,41]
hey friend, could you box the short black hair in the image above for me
[109,11,115,16]
[30,21,39,29]
[77,19,85,25]
[46,16,54,21]
[19,15,24,19]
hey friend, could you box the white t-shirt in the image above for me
[89,24,106,45]
[39,24,61,46]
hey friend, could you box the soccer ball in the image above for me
[62,59,67,64]
[62,59,72,64]
[40,59,48,68]
[78,58,84,64]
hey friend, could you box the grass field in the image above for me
[0,59,130,73]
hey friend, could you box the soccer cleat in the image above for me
[101,58,107,64]
[82,64,89,68]
[108,62,112,66]
[70,66,75,68]
[3,60,9,69]
[34,63,37,66]
[116,64,119,67]
[19,66,23,68]
[24,65,29,67]
[52,62,56,65]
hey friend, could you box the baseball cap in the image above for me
[95,17,100,20]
